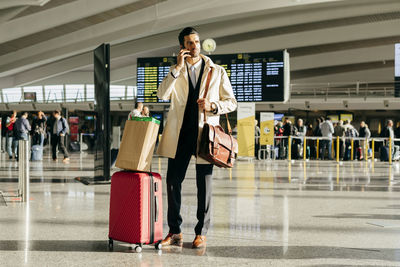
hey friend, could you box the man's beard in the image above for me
[190,49,200,58]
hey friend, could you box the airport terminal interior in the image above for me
[1,0,400,266]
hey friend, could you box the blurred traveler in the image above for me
[305,123,316,159]
[343,121,359,160]
[334,120,345,160]
[31,111,47,147]
[142,106,150,117]
[5,110,17,159]
[292,118,306,159]
[274,121,283,150]
[128,102,143,120]
[395,122,400,146]
[381,120,394,147]
[255,119,261,158]
[1,114,7,153]
[49,110,70,163]
[14,112,31,161]
[282,118,294,159]
[359,121,371,160]
[319,117,334,160]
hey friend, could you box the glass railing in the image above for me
[1,81,398,103]
[0,85,136,103]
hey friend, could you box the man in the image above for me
[334,120,345,160]
[128,102,143,120]
[31,111,47,146]
[49,110,70,163]
[381,119,397,153]
[14,112,31,141]
[359,121,371,160]
[5,110,17,159]
[157,27,237,249]
[14,112,31,160]
[282,118,294,159]
[255,120,261,158]
[295,119,306,140]
[141,106,150,117]
[319,117,334,160]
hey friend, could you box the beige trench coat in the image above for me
[156,54,237,164]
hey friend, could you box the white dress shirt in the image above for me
[171,59,203,87]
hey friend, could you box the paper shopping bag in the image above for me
[115,117,160,172]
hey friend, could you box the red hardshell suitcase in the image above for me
[108,171,163,252]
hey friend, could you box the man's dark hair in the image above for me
[21,112,28,117]
[53,110,60,115]
[326,117,331,121]
[178,27,199,47]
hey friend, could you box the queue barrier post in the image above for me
[364,138,368,162]
[336,136,339,163]
[288,136,292,161]
[351,139,354,161]
[372,139,375,161]
[316,138,319,159]
[303,137,307,161]
[80,133,83,153]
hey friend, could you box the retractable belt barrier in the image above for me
[259,136,400,164]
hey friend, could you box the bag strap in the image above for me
[202,68,213,123]
[202,68,232,135]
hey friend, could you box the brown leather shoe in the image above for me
[160,233,183,247]
[192,235,206,249]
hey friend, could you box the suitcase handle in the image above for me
[155,196,159,222]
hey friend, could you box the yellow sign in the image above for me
[237,103,255,157]
[328,115,339,123]
[340,114,353,122]
[260,112,274,146]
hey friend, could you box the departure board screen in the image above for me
[136,50,289,103]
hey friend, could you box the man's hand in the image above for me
[60,133,64,137]
[175,49,191,72]
[197,98,212,112]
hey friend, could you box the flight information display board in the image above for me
[136,50,289,103]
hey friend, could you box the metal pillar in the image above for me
[18,140,29,202]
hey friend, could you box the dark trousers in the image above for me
[51,134,69,159]
[320,139,332,160]
[166,149,214,236]
[334,139,345,159]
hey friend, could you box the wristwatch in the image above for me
[211,102,218,114]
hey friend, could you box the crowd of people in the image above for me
[273,117,399,161]
[2,110,70,163]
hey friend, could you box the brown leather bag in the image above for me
[198,68,238,168]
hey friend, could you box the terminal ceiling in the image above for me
[0,0,398,90]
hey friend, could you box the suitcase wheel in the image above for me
[134,245,142,253]
[108,238,113,250]
[155,241,162,250]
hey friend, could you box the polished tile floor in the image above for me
[1,150,400,266]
